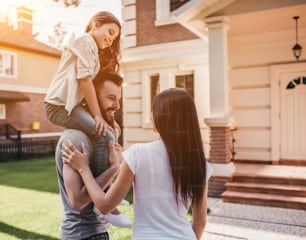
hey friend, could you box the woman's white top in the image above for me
[122,140,213,240]
[44,33,100,114]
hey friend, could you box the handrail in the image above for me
[0,123,21,141]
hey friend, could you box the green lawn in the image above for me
[0,156,133,240]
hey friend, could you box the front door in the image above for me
[280,73,306,160]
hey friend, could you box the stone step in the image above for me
[232,164,306,186]
[226,182,306,197]
[222,191,306,210]
[233,174,306,185]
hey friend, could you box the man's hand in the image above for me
[114,143,124,164]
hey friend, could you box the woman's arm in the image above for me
[63,159,120,211]
[79,76,108,136]
[191,184,208,240]
[63,141,134,214]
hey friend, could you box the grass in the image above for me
[0,156,133,240]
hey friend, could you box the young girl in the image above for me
[63,88,213,239]
[44,11,131,227]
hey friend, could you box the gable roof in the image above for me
[0,22,61,57]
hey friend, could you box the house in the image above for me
[0,6,62,141]
[120,0,306,209]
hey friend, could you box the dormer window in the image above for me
[170,0,191,11]
[156,0,191,26]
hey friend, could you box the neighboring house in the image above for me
[121,0,306,209]
[0,6,61,140]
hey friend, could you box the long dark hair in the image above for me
[152,88,207,207]
[85,11,121,73]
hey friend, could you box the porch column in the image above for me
[204,16,235,197]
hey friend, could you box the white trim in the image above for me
[21,132,62,139]
[0,83,48,94]
[0,104,6,119]
[155,0,176,26]
[122,39,208,63]
[141,68,196,129]
[270,62,306,161]
[141,71,156,128]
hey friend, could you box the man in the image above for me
[55,72,128,240]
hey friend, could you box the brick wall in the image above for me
[136,0,198,46]
[0,92,62,133]
[209,126,232,163]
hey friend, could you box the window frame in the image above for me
[0,50,17,78]
[0,104,6,119]
[175,73,194,98]
[142,69,194,128]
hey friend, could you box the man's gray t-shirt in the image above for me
[55,129,109,240]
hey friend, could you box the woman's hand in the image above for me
[61,140,89,172]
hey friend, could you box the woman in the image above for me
[63,88,213,239]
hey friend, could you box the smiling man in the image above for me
[54,72,129,240]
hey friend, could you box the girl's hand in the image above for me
[114,121,121,136]
[61,140,89,172]
[94,115,112,136]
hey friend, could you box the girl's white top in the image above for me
[122,140,213,240]
[44,33,100,114]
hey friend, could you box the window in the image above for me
[176,74,194,98]
[0,104,6,119]
[286,76,306,89]
[170,0,191,11]
[0,50,17,78]
[150,75,160,110]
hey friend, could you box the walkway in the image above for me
[202,198,306,240]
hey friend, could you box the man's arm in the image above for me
[60,130,118,211]
[63,162,117,211]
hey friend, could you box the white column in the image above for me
[204,16,234,182]
[205,16,230,124]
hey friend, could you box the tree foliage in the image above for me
[48,0,80,48]
[53,0,80,7]
[48,22,67,49]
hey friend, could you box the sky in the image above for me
[0,0,122,43]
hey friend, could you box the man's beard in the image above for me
[101,107,115,128]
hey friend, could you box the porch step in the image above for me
[221,163,306,210]
[233,174,306,185]
[222,191,306,210]
[226,182,306,197]
[279,159,306,167]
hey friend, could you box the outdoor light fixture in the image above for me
[292,16,302,61]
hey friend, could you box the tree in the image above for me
[48,22,67,49]
[47,0,80,48]
[52,0,80,7]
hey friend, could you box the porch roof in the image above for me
[0,90,30,102]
